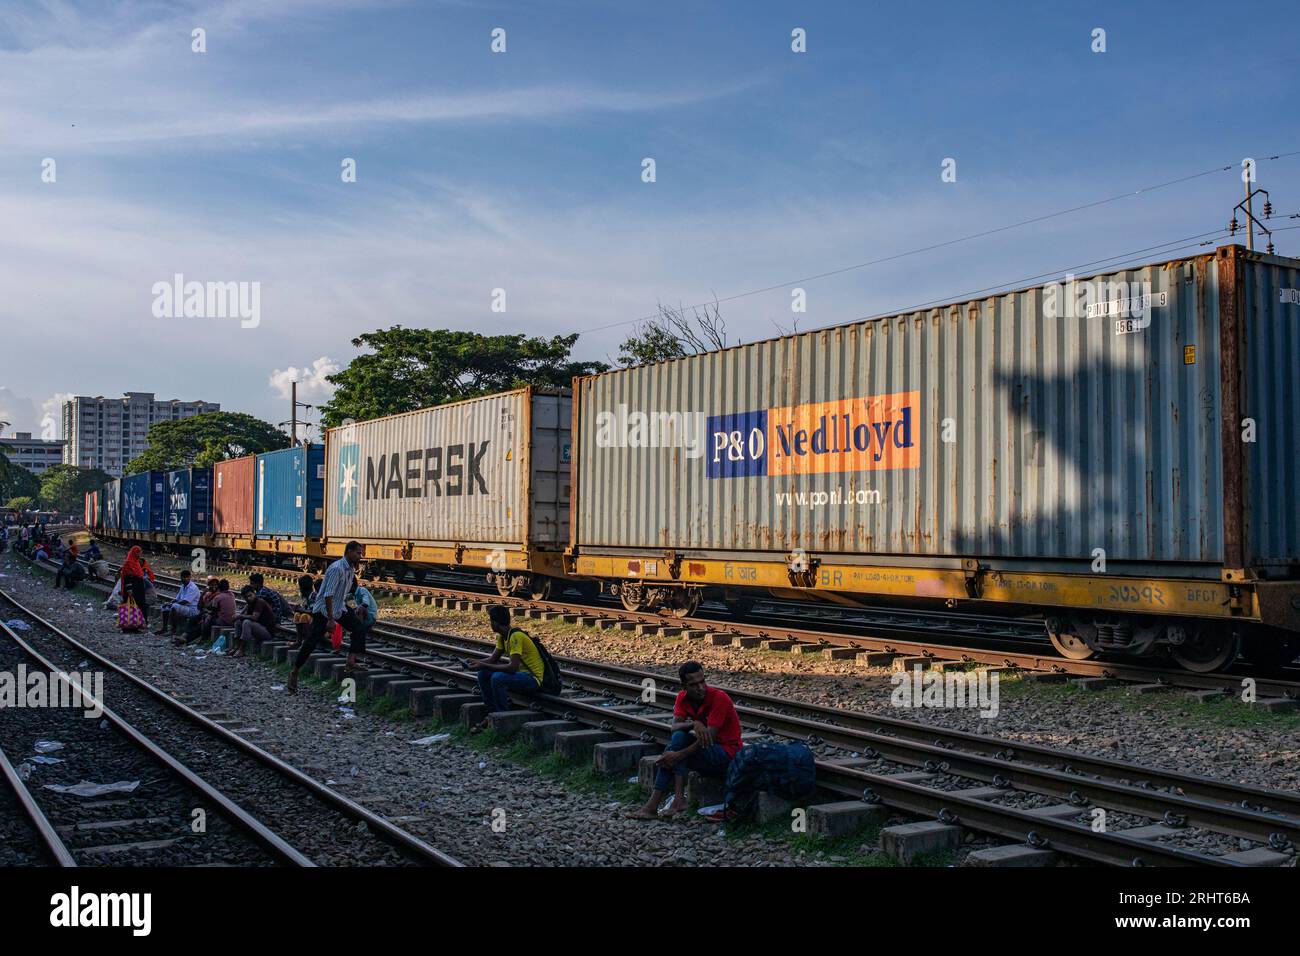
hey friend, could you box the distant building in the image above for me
[62,393,221,477]
[0,432,66,476]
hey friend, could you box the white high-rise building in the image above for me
[0,432,66,475]
[62,393,220,477]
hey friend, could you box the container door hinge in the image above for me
[963,560,984,599]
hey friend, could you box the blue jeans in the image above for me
[654,730,733,791]
[477,669,538,713]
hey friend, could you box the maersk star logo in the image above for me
[337,443,360,515]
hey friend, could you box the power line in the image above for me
[583,148,1300,336]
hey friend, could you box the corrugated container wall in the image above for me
[255,445,325,539]
[165,467,212,535]
[324,389,571,547]
[212,456,255,535]
[1240,251,1300,566]
[103,479,120,531]
[84,490,100,528]
[575,246,1300,573]
[122,471,165,532]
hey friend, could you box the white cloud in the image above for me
[41,393,76,440]
[269,358,340,402]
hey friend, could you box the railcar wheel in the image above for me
[664,589,702,619]
[493,575,513,597]
[1046,620,1096,660]
[1240,630,1300,668]
[529,576,554,602]
[1170,625,1239,673]
[619,586,648,613]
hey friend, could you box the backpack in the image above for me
[511,627,562,695]
[721,742,818,819]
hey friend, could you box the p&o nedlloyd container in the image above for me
[571,244,1300,643]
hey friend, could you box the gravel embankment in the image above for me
[3,553,889,867]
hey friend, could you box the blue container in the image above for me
[165,467,213,535]
[103,478,121,531]
[122,471,165,532]
[254,445,325,540]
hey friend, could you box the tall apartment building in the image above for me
[62,393,221,477]
[0,432,67,475]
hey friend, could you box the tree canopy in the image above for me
[319,327,607,427]
[38,464,111,513]
[5,495,38,511]
[617,300,729,367]
[125,412,289,472]
[0,448,41,504]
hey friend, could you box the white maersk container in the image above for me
[323,388,571,592]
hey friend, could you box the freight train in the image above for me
[88,244,1300,672]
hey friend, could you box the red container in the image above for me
[212,456,255,534]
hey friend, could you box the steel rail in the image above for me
[0,587,463,868]
[0,742,77,867]
[0,615,314,867]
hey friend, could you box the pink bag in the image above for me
[330,621,344,651]
[118,598,145,632]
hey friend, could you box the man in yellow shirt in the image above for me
[469,605,545,730]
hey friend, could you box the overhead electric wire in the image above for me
[583,148,1300,335]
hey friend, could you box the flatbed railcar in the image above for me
[89,245,1300,672]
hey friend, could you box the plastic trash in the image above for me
[43,780,140,797]
[336,693,351,704]
[30,756,63,765]
[349,766,359,777]
[270,684,285,691]
[209,634,228,653]
[5,619,30,630]
[478,761,487,770]
[16,762,32,781]
[627,775,640,784]
[410,733,451,746]
[98,720,108,730]
[697,803,726,816]
[34,740,65,754]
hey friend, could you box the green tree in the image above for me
[319,327,607,427]
[5,496,38,511]
[38,464,111,513]
[617,300,729,367]
[125,412,289,473]
[0,448,41,503]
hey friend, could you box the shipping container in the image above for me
[574,245,1300,576]
[102,479,120,531]
[166,466,213,536]
[122,471,166,533]
[254,445,325,540]
[324,388,570,549]
[83,489,100,529]
[212,456,255,535]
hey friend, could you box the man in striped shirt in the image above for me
[287,541,364,696]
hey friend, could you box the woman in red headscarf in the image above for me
[120,545,156,622]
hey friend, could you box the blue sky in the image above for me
[1,0,1297,441]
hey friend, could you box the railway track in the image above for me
[68,556,1300,867]
[218,557,1300,701]
[0,585,462,868]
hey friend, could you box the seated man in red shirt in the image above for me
[629,661,742,820]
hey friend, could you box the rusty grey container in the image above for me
[323,388,571,549]
[574,245,1300,577]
